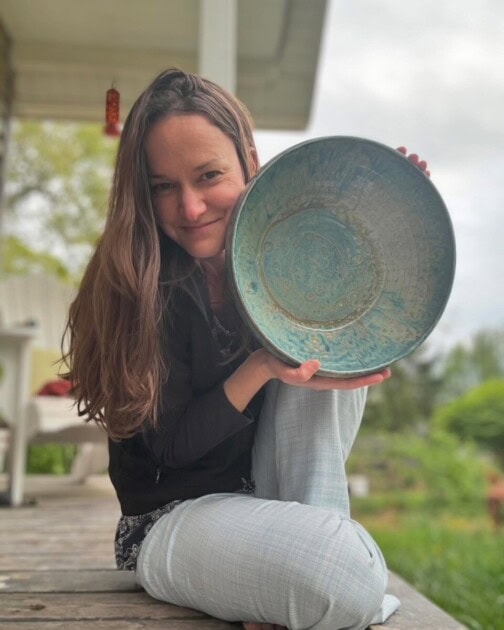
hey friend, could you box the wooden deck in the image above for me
[0,475,465,629]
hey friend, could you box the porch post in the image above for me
[0,21,14,275]
[198,0,237,93]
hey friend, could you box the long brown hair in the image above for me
[63,69,257,440]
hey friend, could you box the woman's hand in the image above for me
[397,146,430,176]
[264,353,391,390]
[243,624,286,630]
[223,350,390,414]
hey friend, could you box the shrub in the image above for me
[434,379,504,466]
[347,430,487,511]
[27,444,77,474]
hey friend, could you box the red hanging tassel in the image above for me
[104,86,121,136]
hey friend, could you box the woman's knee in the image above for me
[299,520,387,629]
[303,564,386,629]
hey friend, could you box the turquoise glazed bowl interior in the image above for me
[226,137,456,377]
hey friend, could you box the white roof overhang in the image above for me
[0,0,327,130]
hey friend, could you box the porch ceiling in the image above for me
[0,0,327,130]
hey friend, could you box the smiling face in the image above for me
[145,113,256,262]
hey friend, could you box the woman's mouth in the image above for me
[182,218,222,232]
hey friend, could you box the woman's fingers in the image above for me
[268,358,320,384]
[242,624,286,630]
[290,359,321,382]
[305,367,391,390]
[266,352,391,390]
[408,153,430,174]
[396,146,430,176]
[277,360,391,390]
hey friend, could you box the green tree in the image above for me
[3,234,71,279]
[363,329,504,433]
[440,331,504,402]
[434,379,504,466]
[363,347,443,431]
[4,119,117,278]
[347,429,487,509]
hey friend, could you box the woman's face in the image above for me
[145,113,256,262]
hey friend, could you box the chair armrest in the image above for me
[26,396,81,435]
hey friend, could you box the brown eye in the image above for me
[150,182,174,194]
[202,171,220,181]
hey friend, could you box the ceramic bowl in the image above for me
[226,136,456,377]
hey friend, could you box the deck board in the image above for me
[0,569,139,593]
[0,474,465,629]
[0,622,235,629]
[0,592,209,621]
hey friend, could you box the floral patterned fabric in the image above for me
[114,500,183,571]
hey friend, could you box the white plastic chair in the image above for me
[0,274,107,506]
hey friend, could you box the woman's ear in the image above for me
[249,148,259,176]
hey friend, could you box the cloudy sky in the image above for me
[254,0,504,353]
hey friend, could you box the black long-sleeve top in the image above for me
[108,271,264,518]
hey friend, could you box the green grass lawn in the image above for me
[352,501,504,630]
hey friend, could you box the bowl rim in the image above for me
[226,135,457,377]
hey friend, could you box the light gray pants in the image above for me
[136,383,390,629]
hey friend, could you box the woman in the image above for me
[65,68,419,629]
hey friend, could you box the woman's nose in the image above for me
[179,187,206,222]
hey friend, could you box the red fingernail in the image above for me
[408,153,419,164]
[418,160,427,170]
[397,146,407,154]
